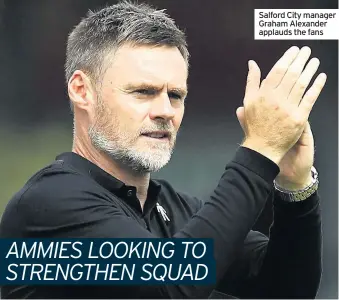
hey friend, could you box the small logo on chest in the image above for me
[156,203,170,222]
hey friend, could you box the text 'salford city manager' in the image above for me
[0,1,326,299]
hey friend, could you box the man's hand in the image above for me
[237,46,326,188]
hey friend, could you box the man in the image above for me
[0,1,326,299]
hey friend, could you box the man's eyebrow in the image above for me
[169,87,188,97]
[123,83,188,96]
[123,83,158,91]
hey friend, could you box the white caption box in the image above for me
[254,9,339,40]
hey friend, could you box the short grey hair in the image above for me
[65,1,189,95]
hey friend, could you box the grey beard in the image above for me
[88,126,173,174]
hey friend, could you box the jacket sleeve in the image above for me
[215,191,322,299]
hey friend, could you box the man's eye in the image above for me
[135,89,156,96]
[168,92,182,100]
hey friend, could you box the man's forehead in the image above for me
[105,44,188,87]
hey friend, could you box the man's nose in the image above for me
[149,93,176,121]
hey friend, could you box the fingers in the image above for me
[287,57,320,105]
[277,46,312,95]
[244,60,261,102]
[236,106,246,132]
[299,73,327,118]
[304,121,312,134]
[263,46,300,88]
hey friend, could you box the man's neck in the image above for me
[72,137,150,209]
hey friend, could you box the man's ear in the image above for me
[68,70,96,112]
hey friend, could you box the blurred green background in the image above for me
[0,125,71,213]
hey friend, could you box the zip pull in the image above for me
[156,203,170,222]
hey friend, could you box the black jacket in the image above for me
[0,147,322,298]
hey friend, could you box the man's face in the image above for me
[88,44,188,173]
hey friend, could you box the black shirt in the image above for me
[0,147,322,299]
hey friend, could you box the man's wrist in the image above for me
[275,172,313,191]
[241,139,284,165]
[274,167,319,202]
